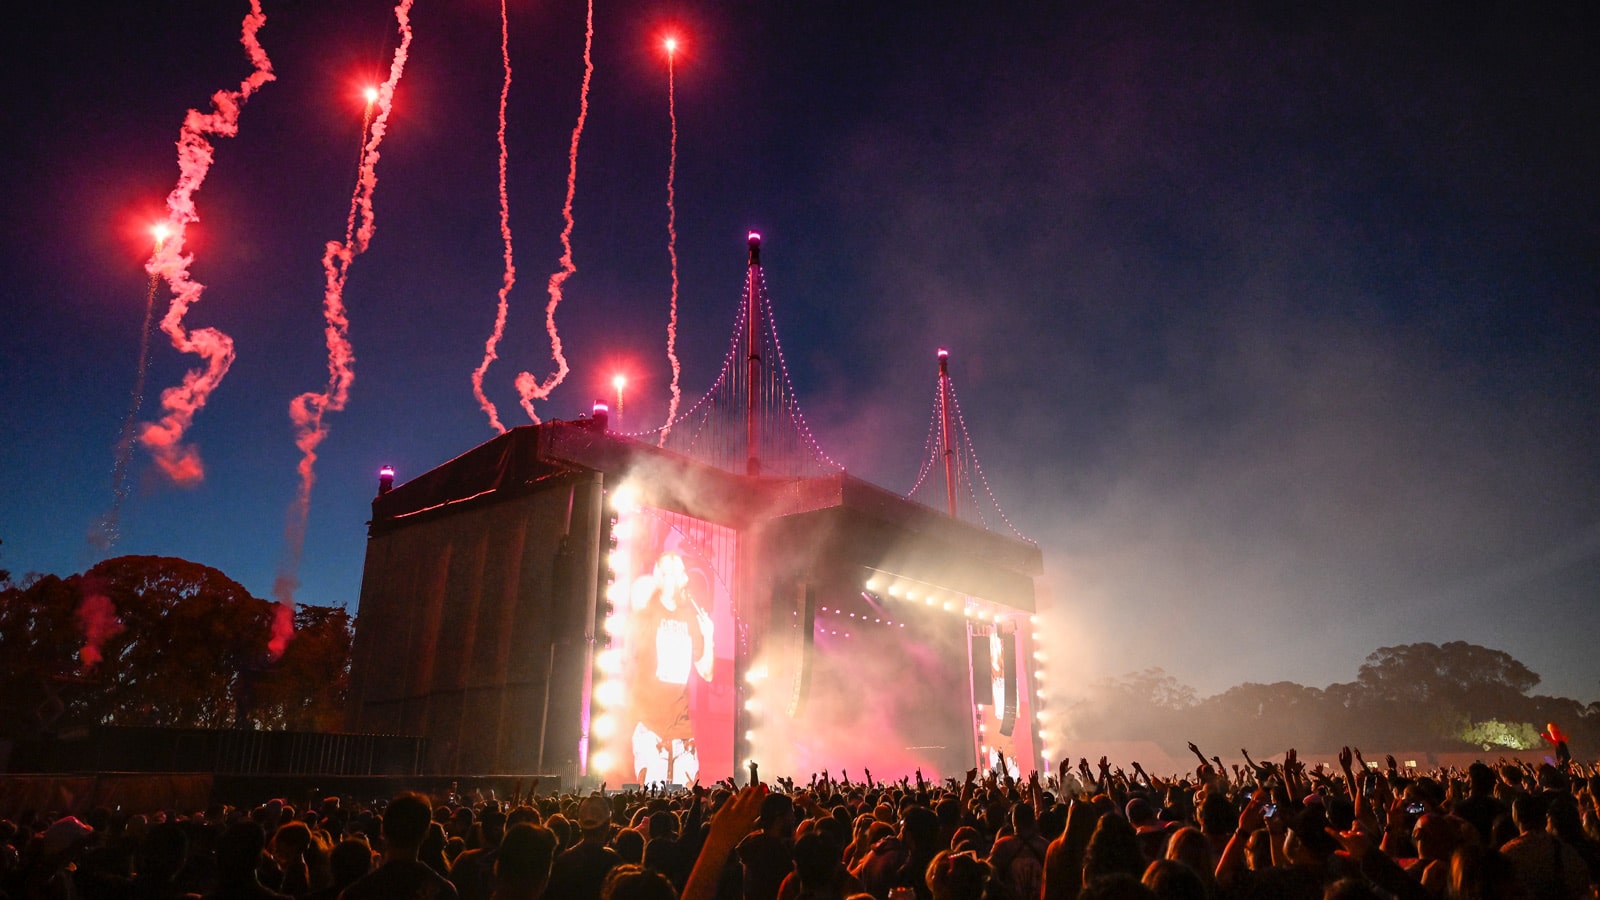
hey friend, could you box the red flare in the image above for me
[277,0,415,633]
[660,41,682,444]
[472,0,518,434]
[138,0,275,486]
[515,0,592,423]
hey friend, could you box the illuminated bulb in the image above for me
[744,730,754,741]
[745,667,766,684]
[597,651,621,675]
[925,597,935,606]
[610,483,638,513]
[865,577,879,590]
[1035,688,1047,699]
[743,699,759,712]
[364,86,379,104]
[1037,710,1050,722]
[603,617,623,636]
[605,582,625,603]
[887,585,900,597]
[977,610,990,620]
[595,680,624,707]
[943,601,955,612]
[593,715,616,738]
[1034,669,1047,681]
[1034,650,1047,661]
[592,750,614,771]
[1029,615,1040,625]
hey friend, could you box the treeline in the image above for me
[1064,642,1600,757]
[0,555,352,740]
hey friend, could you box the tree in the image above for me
[1065,668,1199,748]
[0,555,352,736]
[250,604,354,731]
[1357,641,1540,726]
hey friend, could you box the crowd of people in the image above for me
[2,743,1598,900]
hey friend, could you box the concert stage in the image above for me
[347,417,1043,787]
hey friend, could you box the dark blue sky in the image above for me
[3,0,1597,701]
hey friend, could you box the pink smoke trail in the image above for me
[76,592,125,671]
[137,2,275,487]
[660,39,682,445]
[93,243,164,550]
[471,0,518,434]
[514,0,593,424]
[274,0,415,657]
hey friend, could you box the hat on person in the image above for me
[42,817,94,856]
[577,795,611,831]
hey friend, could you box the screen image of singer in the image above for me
[592,503,736,785]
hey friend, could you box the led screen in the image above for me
[593,504,736,786]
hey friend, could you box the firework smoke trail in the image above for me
[137,2,274,487]
[471,0,518,434]
[274,0,415,658]
[92,233,166,550]
[659,39,682,445]
[76,590,125,671]
[514,0,593,423]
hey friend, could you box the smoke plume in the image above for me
[137,0,275,487]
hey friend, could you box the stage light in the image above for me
[1035,688,1047,700]
[593,715,616,738]
[865,577,879,590]
[610,483,638,513]
[977,610,990,620]
[887,584,900,597]
[743,699,759,712]
[744,730,754,741]
[592,750,614,771]
[1030,614,1040,625]
[905,589,917,600]
[602,616,623,636]
[745,666,766,684]
[598,650,621,674]
[595,680,624,707]
[1034,669,1046,681]
[943,601,955,611]
[1037,710,1049,722]
[925,597,935,606]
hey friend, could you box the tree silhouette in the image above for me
[0,555,351,736]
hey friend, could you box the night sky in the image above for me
[3,1,1597,702]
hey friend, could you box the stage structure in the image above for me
[347,236,1045,787]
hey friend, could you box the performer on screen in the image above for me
[625,548,714,785]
